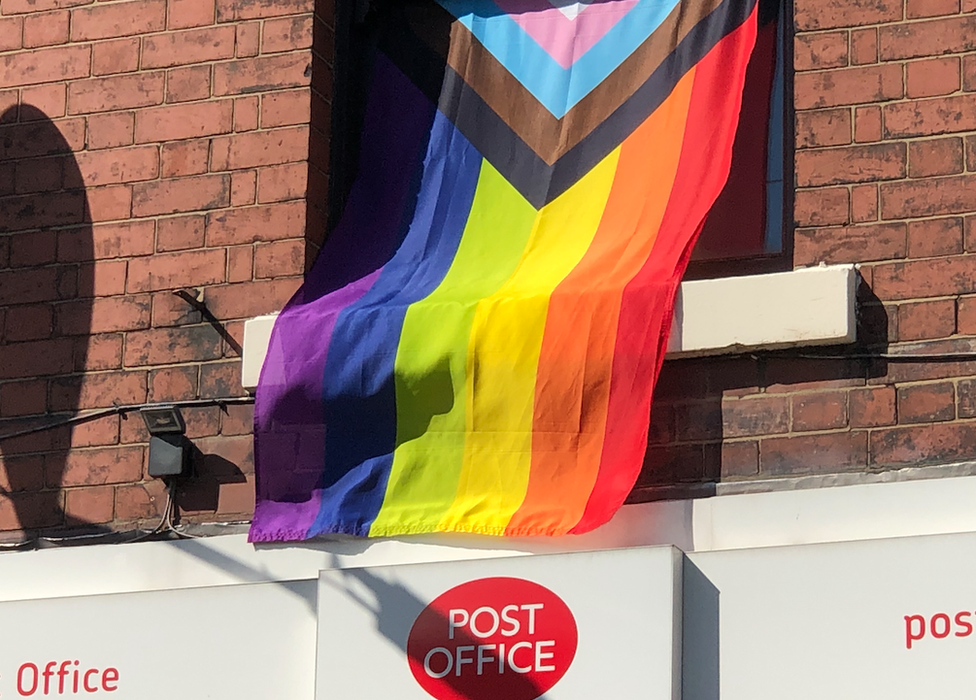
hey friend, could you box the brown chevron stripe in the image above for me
[405,0,725,166]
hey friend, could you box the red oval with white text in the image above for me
[407,577,578,700]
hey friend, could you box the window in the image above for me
[328,0,790,265]
[688,0,790,278]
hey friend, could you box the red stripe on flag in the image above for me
[571,10,759,534]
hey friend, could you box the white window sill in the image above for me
[240,264,857,390]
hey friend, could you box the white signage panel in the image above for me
[316,546,682,700]
[0,581,316,699]
[687,531,976,700]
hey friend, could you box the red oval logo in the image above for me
[406,577,578,700]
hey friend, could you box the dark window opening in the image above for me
[687,0,792,278]
[326,0,792,275]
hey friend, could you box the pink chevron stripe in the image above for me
[493,0,639,69]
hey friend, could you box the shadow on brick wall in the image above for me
[0,104,104,536]
[633,277,890,499]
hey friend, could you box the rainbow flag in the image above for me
[250,0,758,541]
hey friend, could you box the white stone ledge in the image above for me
[665,263,857,356]
[241,264,857,389]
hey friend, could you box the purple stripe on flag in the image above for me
[250,55,438,542]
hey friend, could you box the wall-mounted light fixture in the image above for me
[140,406,189,478]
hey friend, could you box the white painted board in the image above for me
[316,546,682,700]
[0,581,316,699]
[687,531,976,700]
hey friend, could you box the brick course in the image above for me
[0,0,333,534]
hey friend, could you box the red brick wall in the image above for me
[4,0,976,535]
[0,0,334,537]
[633,0,976,498]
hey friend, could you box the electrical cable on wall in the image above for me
[0,396,255,443]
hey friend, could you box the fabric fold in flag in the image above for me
[250,0,759,541]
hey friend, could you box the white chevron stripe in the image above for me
[546,0,594,19]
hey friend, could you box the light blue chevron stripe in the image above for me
[439,0,680,118]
